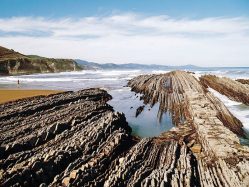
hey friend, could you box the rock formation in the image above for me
[236,79,249,85]
[127,71,249,186]
[128,71,245,136]
[1,71,249,187]
[135,105,145,117]
[0,46,82,75]
[0,89,133,187]
[200,75,249,105]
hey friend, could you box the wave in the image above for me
[0,77,74,82]
[152,70,170,74]
[0,77,125,83]
[208,88,249,130]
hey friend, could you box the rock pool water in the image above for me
[108,88,174,137]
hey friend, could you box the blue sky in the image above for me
[0,0,249,66]
[1,0,249,18]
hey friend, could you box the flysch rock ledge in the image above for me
[127,70,249,187]
[0,89,133,187]
[200,74,249,105]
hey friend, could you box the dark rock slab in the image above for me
[0,88,133,187]
[135,105,145,117]
[236,79,249,85]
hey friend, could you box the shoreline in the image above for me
[0,71,249,186]
[0,89,61,104]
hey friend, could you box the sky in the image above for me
[0,0,249,66]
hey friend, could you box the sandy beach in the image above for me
[0,89,61,104]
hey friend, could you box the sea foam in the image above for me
[208,88,249,131]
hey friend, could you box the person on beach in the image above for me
[17,79,20,85]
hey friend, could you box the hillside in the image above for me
[76,59,201,70]
[0,46,82,75]
[0,46,26,60]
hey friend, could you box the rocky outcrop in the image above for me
[127,71,249,186]
[0,45,82,75]
[135,105,145,117]
[0,89,133,187]
[200,75,249,105]
[128,71,245,136]
[236,79,249,85]
[1,71,249,187]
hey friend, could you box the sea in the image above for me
[0,67,248,138]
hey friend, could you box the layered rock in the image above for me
[128,71,245,136]
[0,89,133,187]
[1,71,249,187]
[200,75,249,105]
[236,79,249,85]
[127,70,249,186]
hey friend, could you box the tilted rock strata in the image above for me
[128,71,249,186]
[128,71,244,136]
[104,138,200,187]
[104,123,249,187]
[236,79,249,85]
[200,75,249,105]
[1,72,249,187]
[0,89,133,187]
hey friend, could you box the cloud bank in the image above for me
[0,13,249,66]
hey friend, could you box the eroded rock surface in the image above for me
[0,89,133,187]
[127,71,249,186]
[128,71,245,136]
[236,79,249,85]
[200,75,249,105]
[1,71,249,187]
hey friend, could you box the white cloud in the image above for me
[0,14,249,66]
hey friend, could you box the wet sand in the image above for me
[0,89,61,104]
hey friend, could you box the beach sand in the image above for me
[0,89,61,104]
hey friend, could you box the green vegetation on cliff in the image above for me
[0,46,82,75]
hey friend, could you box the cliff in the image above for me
[0,46,82,75]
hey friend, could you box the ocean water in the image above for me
[208,88,249,144]
[0,67,248,138]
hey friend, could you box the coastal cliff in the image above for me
[0,71,249,187]
[0,46,82,75]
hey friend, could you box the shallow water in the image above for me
[108,88,174,137]
[0,68,248,137]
